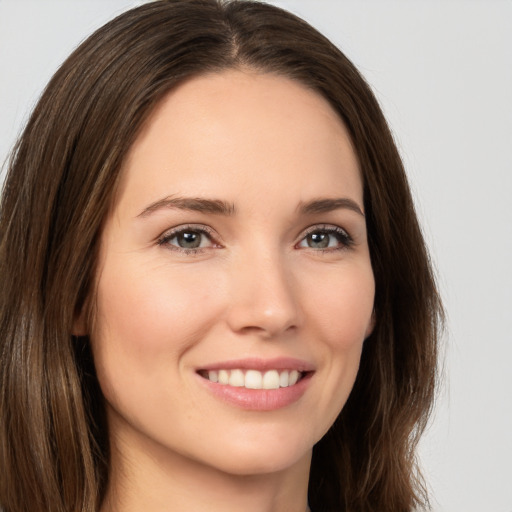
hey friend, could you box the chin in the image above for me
[194,432,313,477]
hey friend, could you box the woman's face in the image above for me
[88,70,375,476]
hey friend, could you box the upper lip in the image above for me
[197,357,315,373]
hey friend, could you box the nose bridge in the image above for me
[226,241,300,337]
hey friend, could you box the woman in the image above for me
[0,1,442,511]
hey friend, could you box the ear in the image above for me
[364,309,376,339]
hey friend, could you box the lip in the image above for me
[197,357,315,372]
[195,357,315,411]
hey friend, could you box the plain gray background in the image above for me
[1,1,511,511]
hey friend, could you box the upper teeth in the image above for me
[206,369,301,389]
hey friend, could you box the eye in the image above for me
[297,225,353,250]
[158,225,217,252]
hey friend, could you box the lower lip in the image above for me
[197,373,312,411]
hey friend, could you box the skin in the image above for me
[83,69,375,512]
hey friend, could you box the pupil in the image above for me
[178,232,201,248]
[309,232,329,248]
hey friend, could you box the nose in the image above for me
[225,250,301,338]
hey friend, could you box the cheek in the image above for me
[95,259,217,347]
[301,261,374,426]
[304,260,375,347]
[89,258,224,399]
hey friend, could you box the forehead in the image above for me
[116,69,362,216]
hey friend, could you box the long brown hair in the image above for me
[0,1,443,511]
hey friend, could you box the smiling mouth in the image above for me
[198,369,308,390]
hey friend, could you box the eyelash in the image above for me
[157,224,354,254]
[298,224,354,252]
[157,224,218,254]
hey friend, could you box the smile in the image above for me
[196,358,314,410]
[200,369,303,389]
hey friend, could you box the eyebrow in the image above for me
[137,195,363,219]
[298,198,365,217]
[137,196,236,218]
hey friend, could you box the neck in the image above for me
[101,420,311,512]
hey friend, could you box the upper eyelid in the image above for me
[159,222,348,235]
[160,223,216,238]
[298,223,350,238]
[157,224,220,247]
